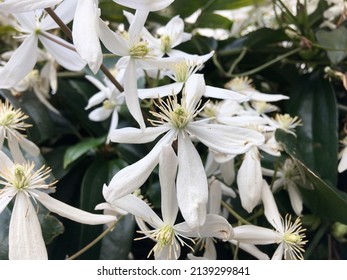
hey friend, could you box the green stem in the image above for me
[228,47,248,75]
[221,200,251,225]
[229,47,301,77]
[67,217,123,260]
[304,221,330,259]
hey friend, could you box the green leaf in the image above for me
[78,158,127,259]
[99,214,135,260]
[0,207,10,260]
[63,136,105,168]
[275,129,347,224]
[38,207,65,245]
[244,28,288,48]
[196,12,232,30]
[287,72,338,187]
[316,26,347,65]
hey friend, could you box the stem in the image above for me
[67,217,123,260]
[304,221,330,259]
[227,47,248,75]
[45,8,124,92]
[221,200,251,225]
[229,47,301,77]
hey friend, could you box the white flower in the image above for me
[84,75,125,139]
[104,74,264,228]
[232,180,307,260]
[0,99,40,163]
[266,113,302,136]
[0,151,116,259]
[100,145,233,259]
[262,158,303,216]
[0,6,85,89]
[224,76,289,102]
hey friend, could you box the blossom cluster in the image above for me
[3,0,343,260]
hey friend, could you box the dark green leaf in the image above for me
[196,12,232,30]
[63,136,105,168]
[275,129,347,224]
[100,215,135,260]
[78,158,127,259]
[287,72,338,187]
[38,207,65,245]
[245,28,288,48]
[0,207,10,260]
[316,26,347,65]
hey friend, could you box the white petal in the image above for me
[0,0,61,13]
[232,225,280,244]
[129,10,149,44]
[0,150,14,171]
[123,59,145,129]
[98,19,129,56]
[72,0,102,73]
[165,16,185,47]
[271,243,284,260]
[9,192,47,260]
[104,130,176,201]
[85,91,107,109]
[187,122,265,155]
[138,82,184,99]
[8,137,26,163]
[208,178,222,215]
[204,86,249,102]
[39,33,86,71]
[107,111,119,138]
[18,134,40,157]
[112,0,174,11]
[203,238,217,259]
[220,159,236,186]
[250,91,289,102]
[261,180,282,232]
[175,214,232,241]
[89,107,112,121]
[85,75,109,93]
[184,74,206,110]
[229,240,270,260]
[111,194,163,228]
[176,132,208,228]
[338,147,347,173]
[41,0,78,30]
[237,147,263,213]
[287,181,303,216]
[32,189,117,225]
[0,34,38,88]
[0,188,16,215]
[155,239,181,260]
[159,145,178,225]
[12,12,36,31]
[108,126,169,144]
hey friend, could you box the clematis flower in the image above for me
[0,151,116,260]
[224,76,289,102]
[0,4,85,89]
[0,0,62,13]
[338,136,347,173]
[0,99,40,163]
[112,0,175,11]
[100,145,233,259]
[84,75,125,140]
[262,158,304,216]
[231,180,307,260]
[104,74,264,228]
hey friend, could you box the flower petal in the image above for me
[138,82,184,99]
[338,147,347,173]
[0,0,62,13]
[85,91,107,110]
[232,225,280,244]
[204,86,249,102]
[287,181,303,216]
[108,126,169,144]
[229,240,270,260]
[176,132,208,228]
[112,0,174,11]
[9,192,47,260]
[32,190,116,225]
[104,130,176,201]
[184,74,206,110]
[89,107,112,121]
[72,0,102,73]
[0,34,38,88]
[159,144,178,225]
[39,32,86,71]
[128,10,149,44]
[261,180,282,232]
[187,122,265,155]
[0,150,14,171]
[17,133,40,157]
[0,188,16,215]
[237,146,263,213]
